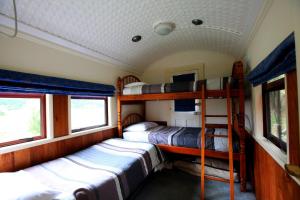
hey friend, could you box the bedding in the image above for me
[123,126,239,152]
[0,139,163,200]
[124,121,159,132]
[122,77,231,95]
[124,82,146,88]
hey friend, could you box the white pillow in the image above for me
[0,171,60,200]
[124,82,146,88]
[124,122,158,132]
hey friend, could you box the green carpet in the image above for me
[130,169,256,200]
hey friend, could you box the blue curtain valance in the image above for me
[246,32,296,86]
[0,69,115,96]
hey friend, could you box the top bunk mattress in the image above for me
[123,77,233,95]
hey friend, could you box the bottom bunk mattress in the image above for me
[123,126,239,152]
[0,138,164,200]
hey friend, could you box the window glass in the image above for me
[268,89,287,142]
[262,77,287,152]
[0,94,46,147]
[71,97,107,132]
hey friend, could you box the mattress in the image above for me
[0,139,163,200]
[122,77,231,95]
[123,126,239,152]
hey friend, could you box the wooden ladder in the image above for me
[200,84,235,200]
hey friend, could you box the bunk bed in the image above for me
[117,61,247,194]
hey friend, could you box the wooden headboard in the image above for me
[117,75,141,95]
[122,113,144,129]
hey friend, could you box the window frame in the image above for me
[0,93,47,148]
[262,77,287,152]
[172,72,196,112]
[70,96,108,133]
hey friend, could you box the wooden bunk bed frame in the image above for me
[117,61,247,192]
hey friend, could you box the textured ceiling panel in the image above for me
[0,0,264,72]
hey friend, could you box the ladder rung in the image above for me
[206,133,228,138]
[205,115,228,117]
[205,175,230,183]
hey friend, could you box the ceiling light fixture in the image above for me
[132,35,142,42]
[192,19,203,25]
[153,22,176,36]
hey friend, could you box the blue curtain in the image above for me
[0,69,115,96]
[173,73,195,112]
[247,32,296,86]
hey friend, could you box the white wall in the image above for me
[244,0,300,167]
[0,33,137,127]
[141,50,237,126]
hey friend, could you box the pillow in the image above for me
[124,121,158,132]
[124,82,146,88]
[0,171,60,200]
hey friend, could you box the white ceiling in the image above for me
[0,0,265,73]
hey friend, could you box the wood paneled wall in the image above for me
[0,128,116,172]
[253,140,300,200]
[53,95,69,137]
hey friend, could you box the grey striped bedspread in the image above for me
[148,126,215,149]
[123,77,232,95]
[17,139,163,200]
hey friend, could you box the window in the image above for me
[0,93,46,147]
[262,76,287,152]
[173,73,196,112]
[71,96,108,132]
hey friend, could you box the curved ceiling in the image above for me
[0,0,265,73]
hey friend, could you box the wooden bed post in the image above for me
[117,77,122,138]
[200,84,206,200]
[227,84,235,200]
[237,62,246,192]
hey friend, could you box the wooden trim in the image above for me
[157,144,240,160]
[252,139,300,200]
[119,90,240,101]
[200,85,206,200]
[117,91,122,137]
[226,84,235,200]
[0,128,117,172]
[286,70,300,166]
[205,175,229,183]
[0,93,47,147]
[53,95,69,137]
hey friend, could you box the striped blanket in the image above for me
[1,139,163,200]
[148,126,215,149]
[123,77,231,95]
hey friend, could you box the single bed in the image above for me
[0,138,163,200]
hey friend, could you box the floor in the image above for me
[130,169,256,200]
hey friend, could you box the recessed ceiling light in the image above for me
[192,19,203,25]
[153,22,176,36]
[132,35,142,42]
